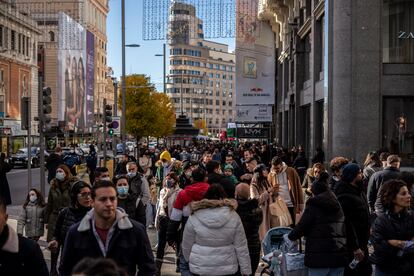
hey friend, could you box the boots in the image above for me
[155,258,163,276]
[50,250,59,276]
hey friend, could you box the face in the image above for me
[244,151,253,161]
[0,208,7,235]
[393,186,411,209]
[355,170,363,182]
[77,187,92,208]
[203,153,212,163]
[127,164,138,173]
[97,171,110,181]
[29,190,37,198]
[272,163,283,174]
[313,167,322,178]
[246,161,257,173]
[225,156,233,165]
[92,187,117,221]
[263,169,269,178]
[116,178,128,188]
[224,170,232,176]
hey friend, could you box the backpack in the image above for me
[64,155,78,168]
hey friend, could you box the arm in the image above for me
[26,241,49,276]
[288,204,314,241]
[181,218,196,262]
[53,209,66,244]
[367,175,377,212]
[140,176,150,206]
[233,217,252,276]
[372,216,400,258]
[45,189,53,223]
[136,225,156,275]
[337,195,359,251]
[59,228,76,276]
[17,207,27,235]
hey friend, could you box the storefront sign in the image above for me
[236,128,269,139]
[0,127,11,136]
[398,31,414,39]
[236,105,273,122]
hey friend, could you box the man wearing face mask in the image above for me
[94,167,110,184]
[179,160,197,188]
[126,162,150,226]
[155,150,180,187]
[114,175,138,220]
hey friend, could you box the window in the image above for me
[0,25,3,47]
[383,1,414,63]
[216,74,220,78]
[49,31,55,42]
[18,33,22,53]
[171,48,182,55]
[11,30,15,50]
[216,100,219,105]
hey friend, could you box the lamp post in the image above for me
[121,0,140,153]
[155,43,166,94]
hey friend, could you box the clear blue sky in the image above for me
[107,0,234,92]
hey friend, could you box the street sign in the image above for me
[112,116,121,135]
[236,128,269,139]
[0,127,12,136]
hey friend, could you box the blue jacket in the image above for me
[59,209,155,276]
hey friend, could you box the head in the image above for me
[55,146,62,154]
[191,167,207,183]
[204,183,227,200]
[206,160,221,174]
[225,154,234,165]
[160,151,172,166]
[56,164,72,182]
[235,183,250,200]
[311,171,330,195]
[114,175,129,198]
[363,151,381,168]
[89,144,96,153]
[244,149,254,161]
[24,188,46,209]
[0,197,7,235]
[91,180,118,221]
[329,157,349,177]
[341,163,363,184]
[122,154,129,162]
[254,164,269,179]
[182,160,197,179]
[380,152,390,167]
[202,151,212,164]
[312,163,325,178]
[126,162,138,178]
[72,257,128,276]
[245,158,258,173]
[94,167,110,182]
[381,180,411,213]
[224,164,233,176]
[164,172,179,188]
[271,156,284,174]
[70,181,92,208]
[387,154,401,169]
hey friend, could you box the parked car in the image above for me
[9,147,49,168]
[61,147,85,157]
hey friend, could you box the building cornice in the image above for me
[297,17,311,39]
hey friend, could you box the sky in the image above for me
[106,0,234,92]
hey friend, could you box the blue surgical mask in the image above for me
[56,172,65,181]
[117,186,129,196]
[127,172,136,178]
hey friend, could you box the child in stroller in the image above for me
[260,227,292,276]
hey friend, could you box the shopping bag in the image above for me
[269,196,293,227]
[280,237,307,276]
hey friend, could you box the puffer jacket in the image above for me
[288,191,348,268]
[53,206,90,248]
[17,202,46,238]
[182,199,252,276]
[370,210,414,275]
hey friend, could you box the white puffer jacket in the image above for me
[182,199,252,276]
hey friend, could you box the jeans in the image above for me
[308,267,345,276]
[146,203,156,227]
[179,245,192,276]
[156,216,169,260]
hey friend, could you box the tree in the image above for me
[119,74,175,140]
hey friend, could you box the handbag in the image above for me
[269,196,293,227]
[281,239,307,276]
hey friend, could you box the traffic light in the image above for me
[42,87,52,124]
[105,104,112,123]
[108,128,114,136]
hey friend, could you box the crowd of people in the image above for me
[1,141,414,276]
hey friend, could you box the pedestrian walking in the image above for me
[59,180,156,276]
[63,146,81,176]
[46,146,63,184]
[329,156,349,192]
[0,197,49,275]
[182,184,252,276]
[17,188,47,241]
[0,152,12,205]
[85,145,97,184]
[127,162,150,226]
[302,163,324,201]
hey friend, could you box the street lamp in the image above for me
[121,0,140,153]
[155,43,166,94]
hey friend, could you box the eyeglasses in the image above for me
[78,192,91,199]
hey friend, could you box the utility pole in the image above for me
[27,97,32,190]
[121,0,126,153]
[112,78,118,159]
[103,98,107,167]
[163,43,166,94]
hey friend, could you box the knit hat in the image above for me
[159,150,171,162]
[341,163,361,183]
[311,171,329,195]
[235,183,250,200]
[224,164,234,171]
[182,160,197,171]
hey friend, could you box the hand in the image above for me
[353,248,364,261]
[45,224,48,230]
[48,240,58,249]
[388,240,405,248]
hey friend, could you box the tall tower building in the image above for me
[167,1,236,136]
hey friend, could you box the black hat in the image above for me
[182,160,197,171]
[341,163,361,183]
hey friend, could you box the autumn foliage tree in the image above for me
[119,74,175,140]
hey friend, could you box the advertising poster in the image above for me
[236,105,272,122]
[236,0,275,105]
[86,31,95,128]
[58,12,86,132]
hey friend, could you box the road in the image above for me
[7,167,50,207]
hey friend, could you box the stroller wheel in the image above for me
[259,267,273,276]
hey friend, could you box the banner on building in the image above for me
[235,0,275,105]
[57,12,88,132]
[86,31,95,128]
[236,128,269,139]
[236,105,272,122]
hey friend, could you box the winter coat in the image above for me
[268,163,304,214]
[118,195,140,221]
[250,175,273,241]
[370,210,414,275]
[45,177,76,241]
[128,173,150,221]
[207,172,236,199]
[302,169,315,200]
[335,181,370,252]
[59,209,156,276]
[0,160,12,205]
[155,186,181,228]
[182,199,252,276]
[53,206,90,247]
[288,191,348,268]
[46,153,63,182]
[0,225,49,276]
[368,166,400,214]
[17,202,46,238]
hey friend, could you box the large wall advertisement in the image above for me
[235,0,275,109]
[86,31,95,128]
[58,12,92,132]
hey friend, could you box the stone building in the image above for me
[259,0,414,164]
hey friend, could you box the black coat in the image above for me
[236,198,262,249]
[207,172,235,199]
[367,166,400,213]
[59,214,155,276]
[335,181,370,252]
[288,191,348,268]
[0,160,11,205]
[53,206,89,247]
[0,225,49,276]
[370,210,414,275]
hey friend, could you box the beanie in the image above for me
[224,164,234,171]
[160,150,171,162]
[341,163,361,183]
[311,171,329,195]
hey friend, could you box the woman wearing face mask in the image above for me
[139,150,153,177]
[154,172,182,275]
[114,175,139,221]
[17,188,47,241]
[48,181,92,267]
[46,164,77,276]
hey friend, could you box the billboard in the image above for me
[86,31,95,128]
[236,105,272,122]
[235,0,275,105]
[58,12,87,132]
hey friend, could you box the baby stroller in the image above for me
[260,227,292,276]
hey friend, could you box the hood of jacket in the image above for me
[190,199,238,228]
[183,182,209,200]
[306,191,341,212]
[77,208,133,232]
[334,180,363,196]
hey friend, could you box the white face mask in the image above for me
[29,195,37,202]
[101,177,110,181]
[56,172,66,181]
[127,172,136,178]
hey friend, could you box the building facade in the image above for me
[0,0,41,154]
[166,2,236,136]
[259,0,414,165]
